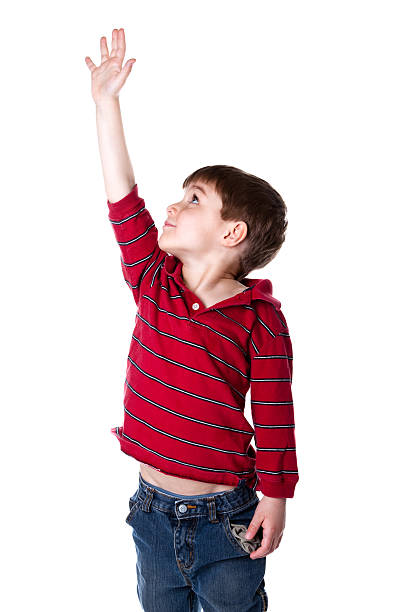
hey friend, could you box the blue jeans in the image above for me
[125,472,268,611]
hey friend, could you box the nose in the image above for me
[166,201,180,215]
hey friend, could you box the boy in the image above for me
[86,28,299,612]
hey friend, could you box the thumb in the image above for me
[245,519,260,539]
[117,59,136,85]
[124,58,136,73]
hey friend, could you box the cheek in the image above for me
[179,213,201,231]
[178,211,216,240]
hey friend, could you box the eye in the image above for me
[190,193,199,204]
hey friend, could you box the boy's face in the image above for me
[158,180,242,262]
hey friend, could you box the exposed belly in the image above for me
[139,463,236,495]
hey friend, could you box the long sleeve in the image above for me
[249,308,299,498]
[107,184,167,306]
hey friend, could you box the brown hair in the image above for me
[182,165,288,282]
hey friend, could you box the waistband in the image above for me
[136,472,259,519]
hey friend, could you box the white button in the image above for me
[179,504,187,513]
[192,302,199,310]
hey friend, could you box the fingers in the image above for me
[250,530,273,560]
[84,56,96,72]
[245,516,262,539]
[115,58,136,89]
[97,28,126,65]
[111,28,118,57]
[100,36,109,63]
[89,28,129,76]
[122,59,136,73]
[116,28,126,62]
[249,528,282,559]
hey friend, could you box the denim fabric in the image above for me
[125,472,268,611]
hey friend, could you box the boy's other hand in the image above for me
[245,496,286,559]
[85,28,136,105]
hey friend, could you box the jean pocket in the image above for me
[222,499,263,555]
[229,522,262,554]
[125,493,142,525]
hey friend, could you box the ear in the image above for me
[223,220,247,246]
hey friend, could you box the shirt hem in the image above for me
[110,426,258,491]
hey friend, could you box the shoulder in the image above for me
[252,295,289,337]
[249,299,291,357]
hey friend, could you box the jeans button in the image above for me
[179,504,187,513]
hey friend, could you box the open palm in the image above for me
[85,28,136,103]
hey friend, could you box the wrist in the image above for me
[262,494,286,502]
[95,96,120,111]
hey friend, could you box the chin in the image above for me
[158,235,175,256]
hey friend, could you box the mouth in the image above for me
[163,222,176,228]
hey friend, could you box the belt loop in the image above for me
[206,497,218,523]
[141,486,154,512]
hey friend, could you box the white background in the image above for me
[1,1,406,610]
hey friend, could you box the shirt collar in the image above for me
[163,255,278,307]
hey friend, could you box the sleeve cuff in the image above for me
[107,184,144,219]
[255,478,298,498]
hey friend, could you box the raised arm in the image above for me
[85,29,166,304]
[106,184,167,305]
[85,28,137,203]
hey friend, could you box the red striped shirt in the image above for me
[108,184,299,498]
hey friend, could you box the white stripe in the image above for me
[256,468,298,475]
[253,354,293,360]
[124,408,251,455]
[250,377,291,382]
[256,446,296,451]
[116,221,155,245]
[120,432,255,476]
[137,313,248,378]
[253,423,295,428]
[109,205,145,225]
[129,339,246,399]
[123,387,253,435]
[251,400,293,405]
[126,362,244,410]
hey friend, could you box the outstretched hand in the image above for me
[85,28,136,104]
[246,495,286,559]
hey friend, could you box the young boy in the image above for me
[86,28,299,612]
